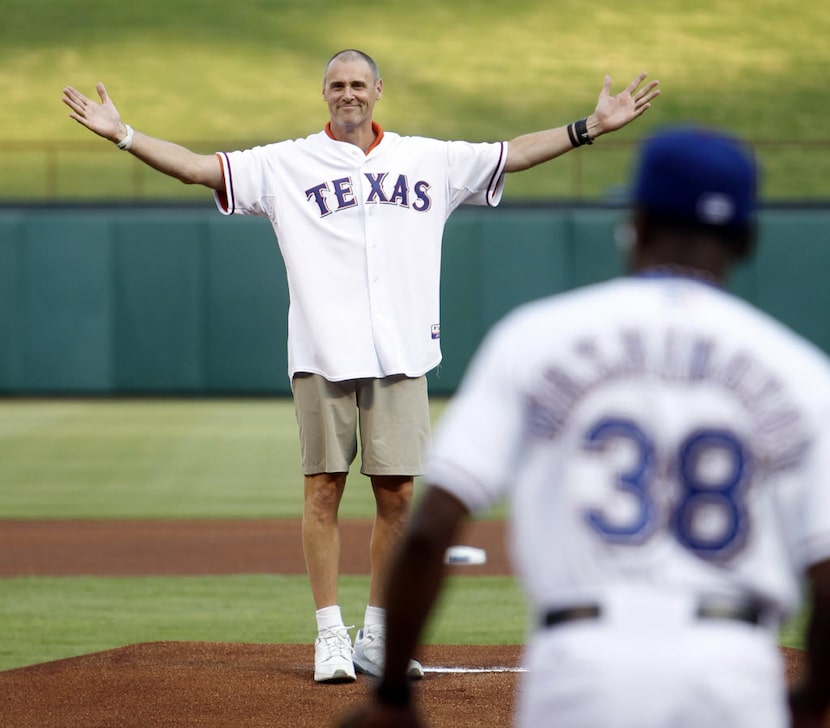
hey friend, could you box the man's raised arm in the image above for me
[62,83,224,191]
[504,72,660,173]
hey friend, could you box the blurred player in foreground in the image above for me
[62,51,659,684]
[340,126,830,727]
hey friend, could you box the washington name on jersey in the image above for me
[525,326,812,475]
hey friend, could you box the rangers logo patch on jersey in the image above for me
[431,324,441,340]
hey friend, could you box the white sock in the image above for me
[316,605,345,633]
[364,604,386,631]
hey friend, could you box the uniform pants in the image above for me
[516,620,787,728]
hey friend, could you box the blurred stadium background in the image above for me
[2,0,830,396]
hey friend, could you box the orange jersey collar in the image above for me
[325,121,384,155]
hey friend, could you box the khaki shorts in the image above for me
[292,373,430,477]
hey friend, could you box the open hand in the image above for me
[593,73,660,135]
[62,83,123,142]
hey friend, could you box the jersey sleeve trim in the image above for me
[487,142,508,207]
[213,152,235,216]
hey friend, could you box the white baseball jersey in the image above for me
[428,272,830,615]
[214,125,507,382]
[426,272,830,727]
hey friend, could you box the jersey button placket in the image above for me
[362,173,380,295]
[361,169,387,365]
[366,207,379,283]
[368,206,379,279]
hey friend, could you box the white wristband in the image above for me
[116,124,135,151]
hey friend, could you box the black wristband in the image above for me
[376,682,411,708]
[574,117,594,146]
[566,122,579,149]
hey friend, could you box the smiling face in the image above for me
[322,55,383,135]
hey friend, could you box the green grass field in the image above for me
[0,399,812,671]
[0,397,526,671]
[1,0,828,200]
[0,399,323,519]
[0,574,529,671]
[0,398,457,519]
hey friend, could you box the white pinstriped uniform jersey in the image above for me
[426,273,830,621]
[214,126,507,382]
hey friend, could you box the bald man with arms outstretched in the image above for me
[63,49,659,684]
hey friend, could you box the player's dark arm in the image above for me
[337,486,469,727]
[61,83,224,191]
[789,558,830,727]
[504,72,660,173]
[381,486,468,687]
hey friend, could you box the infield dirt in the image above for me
[0,519,815,727]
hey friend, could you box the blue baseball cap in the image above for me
[632,126,758,231]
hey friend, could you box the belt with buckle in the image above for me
[695,601,763,624]
[541,599,764,629]
[542,604,602,628]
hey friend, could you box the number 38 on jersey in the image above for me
[580,416,751,563]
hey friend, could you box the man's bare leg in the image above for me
[368,475,414,607]
[352,474,423,678]
[302,472,347,609]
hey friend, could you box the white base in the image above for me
[444,545,487,565]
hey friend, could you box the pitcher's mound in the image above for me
[0,642,812,727]
[0,641,523,727]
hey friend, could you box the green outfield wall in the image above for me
[0,204,827,396]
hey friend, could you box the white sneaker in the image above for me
[352,625,424,680]
[314,626,356,683]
